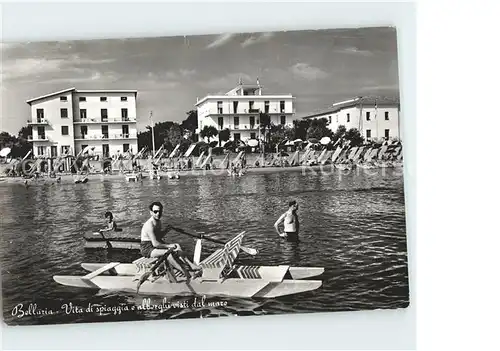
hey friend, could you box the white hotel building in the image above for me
[195,80,295,143]
[26,88,139,158]
[302,96,402,141]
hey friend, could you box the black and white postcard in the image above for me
[0,27,408,326]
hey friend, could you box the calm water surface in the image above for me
[0,167,409,325]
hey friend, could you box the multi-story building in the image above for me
[26,87,139,158]
[195,80,295,144]
[301,96,402,141]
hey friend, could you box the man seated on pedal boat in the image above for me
[140,201,202,280]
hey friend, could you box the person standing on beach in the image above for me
[274,200,300,242]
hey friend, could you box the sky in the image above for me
[0,27,400,135]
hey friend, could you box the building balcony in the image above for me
[73,117,137,124]
[207,109,294,116]
[27,119,50,125]
[219,125,260,131]
[27,135,50,142]
[74,133,137,141]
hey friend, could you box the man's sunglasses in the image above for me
[152,210,162,214]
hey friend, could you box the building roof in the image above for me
[195,79,294,106]
[300,96,400,119]
[26,88,138,105]
[26,87,76,104]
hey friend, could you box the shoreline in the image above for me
[0,162,403,185]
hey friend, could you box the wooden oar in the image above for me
[97,230,112,250]
[171,227,258,256]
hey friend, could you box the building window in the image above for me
[51,146,58,157]
[233,101,238,113]
[80,109,87,119]
[347,113,350,123]
[217,101,223,114]
[264,101,270,113]
[101,109,108,121]
[280,101,285,113]
[385,129,390,139]
[249,101,258,112]
[366,129,371,139]
[249,116,255,128]
[102,144,109,157]
[36,109,44,121]
[328,116,332,124]
[61,126,69,135]
[61,145,70,155]
[37,127,45,139]
[60,108,68,118]
[385,111,389,120]
[250,132,256,139]
[60,96,67,101]
[123,144,130,152]
[233,133,241,141]
[280,115,286,125]
[80,126,88,138]
[100,97,107,102]
[102,125,109,139]
[122,125,129,137]
[218,117,224,129]
[234,116,239,129]
[37,146,45,156]
[121,96,127,101]
[121,108,128,120]
[366,112,371,121]
[79,97,86,102]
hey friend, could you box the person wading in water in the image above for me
[274,200,300,243]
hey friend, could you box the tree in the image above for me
[344,128,364,147]
[18,126,32,140]
[218,128,230,146]
[292,119,311,141]
[200,125,218,143]
[259,112,272,144]
[306,118,331,140]
[269,124,294,150]
[181,110,198,134]
[332,125,347,144]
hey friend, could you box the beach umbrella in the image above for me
[82,145,95,154]
[278,139,289,146]
[247,139,259,147]
[293,139,303,145]
[0,147,12,157]
[308,138,319,144]
[285,140,295,146]
[320,136,331,145]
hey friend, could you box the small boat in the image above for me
[149,170,161,180]
[55,231,323,298]
[74,176,88,184]
[125,173,143,182]
[357,163,376,169]
[167,171,180,179]
[334,163,352,171]
[80,262,324,281]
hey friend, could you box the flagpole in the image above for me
[150,111,156,156]
[375,97,378,140]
